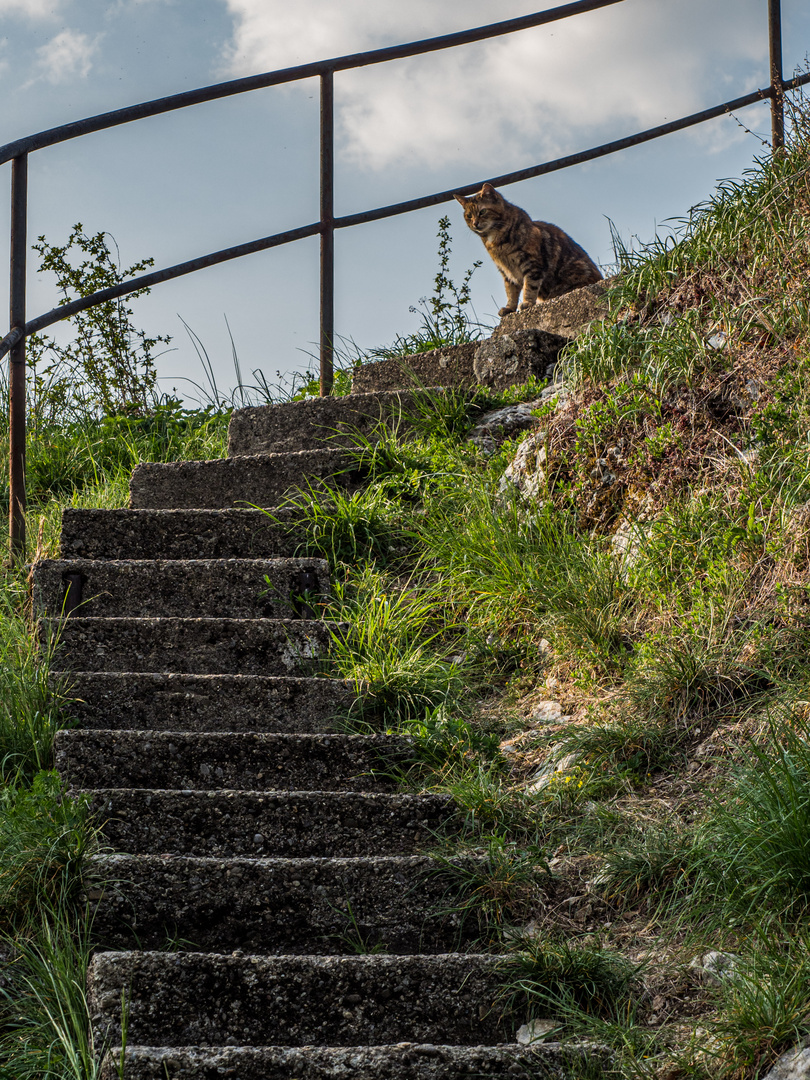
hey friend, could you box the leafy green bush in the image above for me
[26,224,170,424]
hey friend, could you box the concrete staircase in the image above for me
[37,382,601,1078]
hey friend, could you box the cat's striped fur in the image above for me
[454,183,602,317]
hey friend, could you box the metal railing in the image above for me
[2,0,807,559]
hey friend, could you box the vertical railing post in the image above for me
[319,68,335,396]
[8,153,28,563]
[768,0,784,151]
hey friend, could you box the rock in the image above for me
[467,399,543,455]
[761,1044,810,1080]
[473,330,566,391]
[498,432,547,500]
[539,381,569,404]
[524,749,580,792]
[516,1018,557,1044]
[707,330,728,350]
[495,279,613,340]
[688,950,740,986]
[531,700,563,723]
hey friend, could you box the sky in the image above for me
[1,0,809,405]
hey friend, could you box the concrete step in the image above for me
[59,507,303,561]
[46,617,336,676]
[129,448,359,510]
[227,389,445,456]
[103,1042,595,1080]
[89,789,455,857]
[51,672,355,733]
[86,853,477,954]
[33,558,329,620]
[350,343,478,395]
[88,952,510,1048]
[57,731,411,792]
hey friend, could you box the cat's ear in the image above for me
[480,183,498,199]
[453,192,469,206]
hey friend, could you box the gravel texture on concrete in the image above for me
[89,789,456,857]
[56,731,413,791]
[50,673,355,733]
[227,390,432,456]
[59,508,303,560]
[472,330,565,392]
[33,558,330,620]
[129,449,359,510]
[46,617,337,676]
[494,279,611,340]
[350,344,478,394]
[88,952,510,1047]
[85,852,479,954]
[101,1043,594,1080]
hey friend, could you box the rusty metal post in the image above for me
[8,153,28,562]
[768,0,784,151]
[320,69,335,396]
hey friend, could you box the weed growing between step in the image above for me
[265,119,810,1077]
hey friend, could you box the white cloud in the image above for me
[0,0,61,17]
[34,28,99,83]
[220,0,769,172]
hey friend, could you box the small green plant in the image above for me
[365,216,489,360]
[502,938,641,1022]
[438,833,549,934]
[400,705,501,773]
[26,224,171,423]
[0,772,91,932]
[0,907,106,1080]
[271,480,402,568]
[707,935,810,1077]
[704,715,810,918]
[326,567,477,726]
[330,899,389,955]
[593,823,702,905]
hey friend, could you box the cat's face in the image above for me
[454,184,504,236]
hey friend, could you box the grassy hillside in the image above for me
[3,103,810,1078]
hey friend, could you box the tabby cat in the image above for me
[453,183,602,316]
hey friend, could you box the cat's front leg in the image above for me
[498,275,521,317]
[519,277,540,310]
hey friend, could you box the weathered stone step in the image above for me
[350,343,479,395]
[104,1042,593,1080]
[33,558,329,620]
[227,388,453,456]
[90,789,454,857]
[57,731,411,791]
[47,617,336,676]
[87,853,477,954]
[88,953,509,1047]
[51,672,355,733]
[59,507,303,561]
[129,448,359,510]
